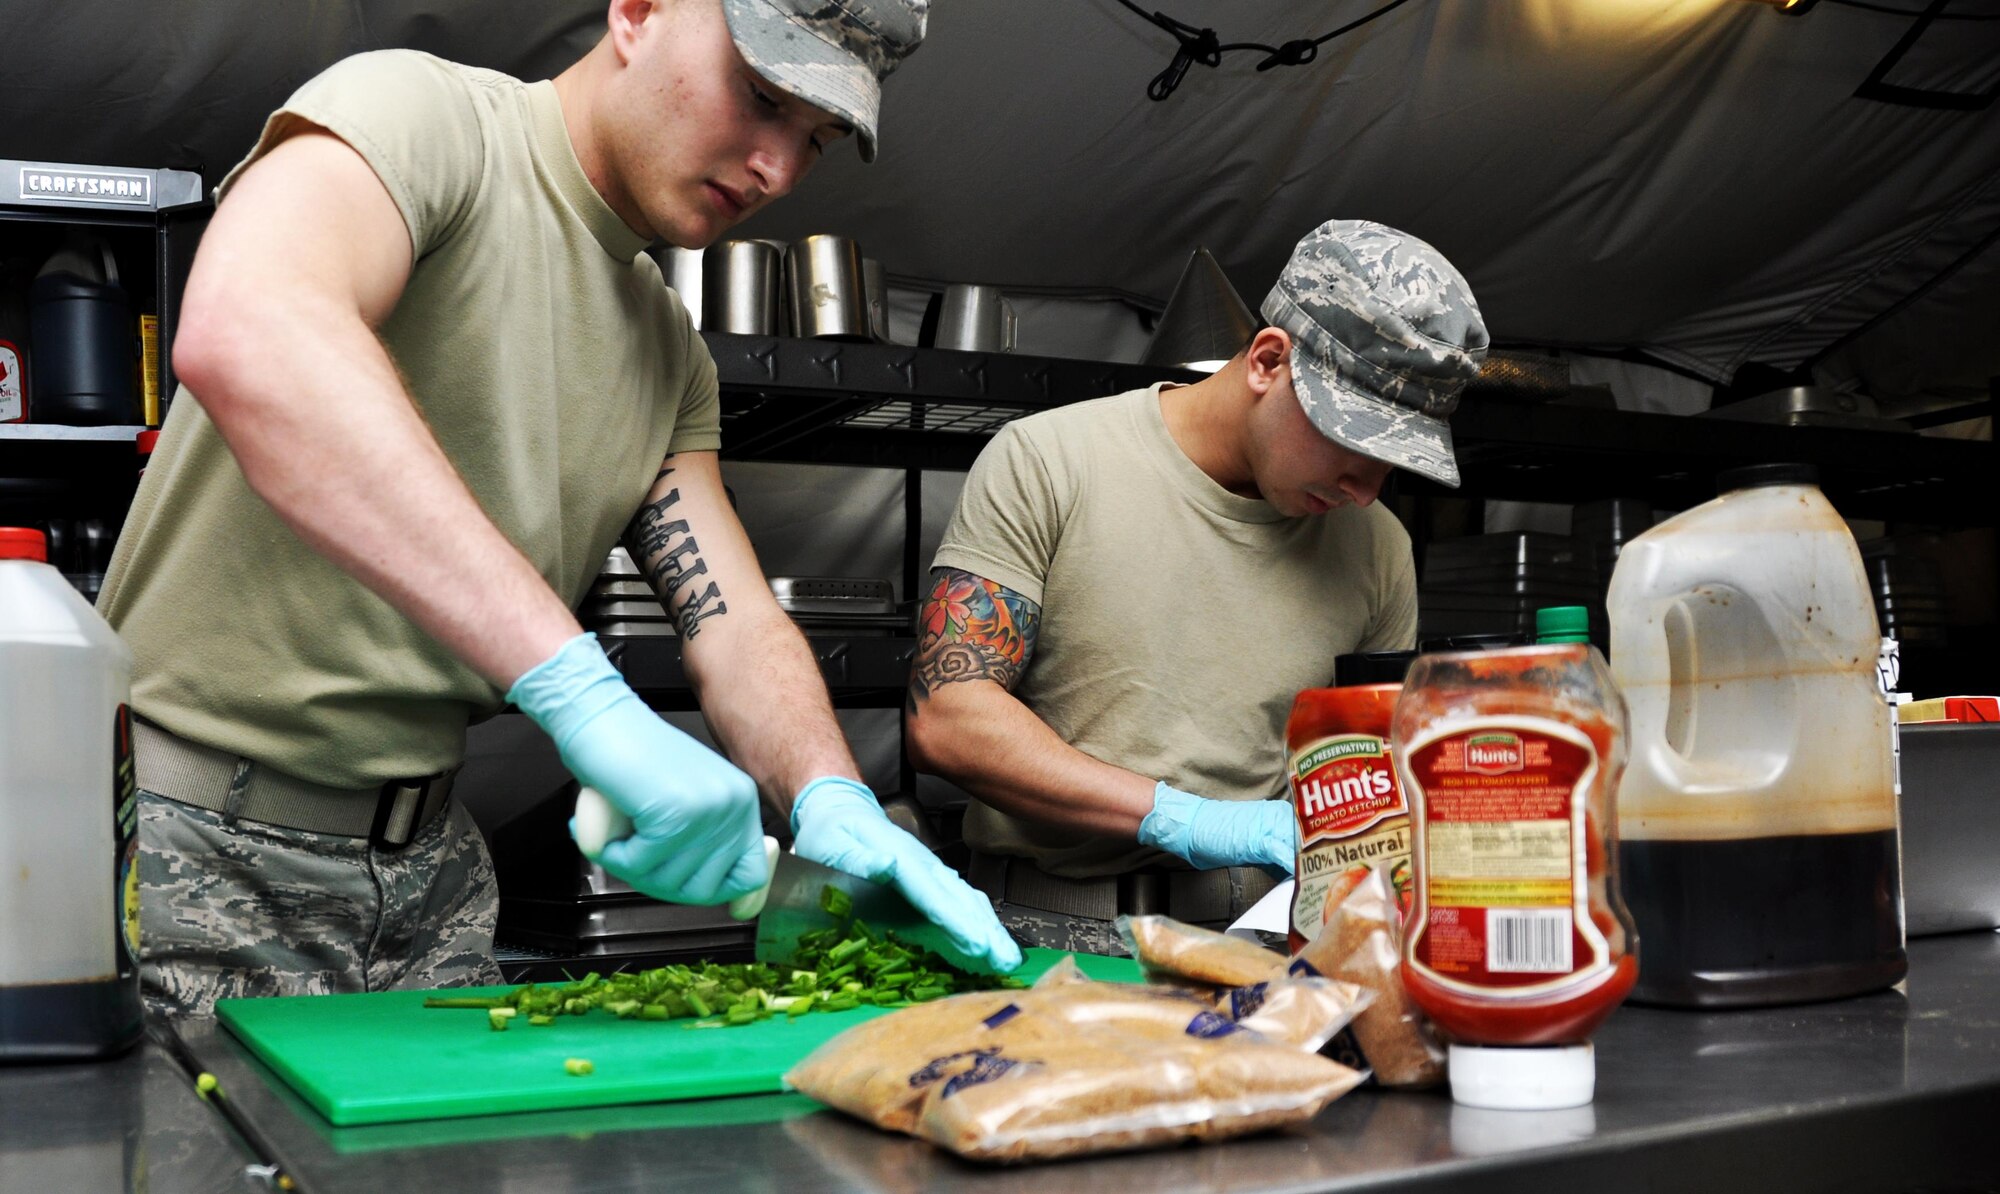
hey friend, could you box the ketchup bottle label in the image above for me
[1403,717,1612,995]
[1288,734,1411,947]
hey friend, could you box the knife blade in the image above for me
[572,788,993,975]
[752,848,994,975]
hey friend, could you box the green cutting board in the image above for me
[216,948,1139,1126]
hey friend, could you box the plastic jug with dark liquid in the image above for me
[1607,463,1905,1008]
[0,527,144,1058]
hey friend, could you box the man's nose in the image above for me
[1339,466,1389,508]
[747,141,809,202]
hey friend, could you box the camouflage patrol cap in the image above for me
[1260,220,1488,488]
[721,0,928,162]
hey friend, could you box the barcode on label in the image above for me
[1486,908,1573,973]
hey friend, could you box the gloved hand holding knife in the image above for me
[513,633,1021,974]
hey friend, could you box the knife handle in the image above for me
[729,836,781,921]
[572,786,633,858]
[575,786,777,918]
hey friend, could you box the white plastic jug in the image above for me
[0,527,143,1058]
[1606,464,1904,1009]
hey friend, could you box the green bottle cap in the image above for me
[1535,606,1592,644]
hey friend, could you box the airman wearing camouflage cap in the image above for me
[108,0,1019,1020]
[723,0,929,162]
[910,221,1484,955]
[1262,219,1489,488]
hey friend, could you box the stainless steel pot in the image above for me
[926,284,1017,352]
[787,235,871,341]
[862,257,890,343]
[702,239,783,335]
[650,246,704,327]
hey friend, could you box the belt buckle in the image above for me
[1118,872,1166,917]
[370,776,439,852]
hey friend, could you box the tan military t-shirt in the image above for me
[99,51,719,789]
[935,385,1417,879]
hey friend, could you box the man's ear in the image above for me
[1244,326,1291,396]
[607,0,658,65]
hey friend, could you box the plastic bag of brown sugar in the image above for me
[783,989,1026,1133]
[1031,957,1368,1053]
[785,985,1143,1136]
[1291,865,1446,1089]
[788,983,1366,1164]
[1210,976,1374,1053]
[1029,955,1092,988]
[910,996,1366,1163]
[1118,915,1290,987]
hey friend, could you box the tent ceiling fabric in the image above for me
[3,0,1995,397]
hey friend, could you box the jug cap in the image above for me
[0,527,48,562]
[1535,606,1592,644]
[1718,462,1819,493]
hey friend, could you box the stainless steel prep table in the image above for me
[12,933,2000,1192]
[0,1038,259,1191]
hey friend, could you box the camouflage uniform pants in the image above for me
[993,902,1132,957]
[993,868,1282,958]
[137,791,502,1018]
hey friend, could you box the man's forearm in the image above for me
[905,683,1157,838]
[182,301,579,689]
[684,607,862,817]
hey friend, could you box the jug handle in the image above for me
[1618,590,1795,795]
[1619,602,1713,794]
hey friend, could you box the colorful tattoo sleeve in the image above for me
[907,567,1042,710]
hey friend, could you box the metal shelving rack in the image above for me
[1,160,210,521]
[694,333,1996,705]
[702,330,1992,527]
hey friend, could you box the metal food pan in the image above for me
[590,579,656,599]
[599,548,640,578]
[767,575,898,615]
[593,620,677,637]
[587,599,673,619]
[1900,724,2000,936]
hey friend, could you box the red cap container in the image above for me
[0,527,49,562]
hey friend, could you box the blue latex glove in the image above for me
[508,633,767,905]
[791,777,1023,974]
[1137,782,1298,877]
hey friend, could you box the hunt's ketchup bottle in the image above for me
[1285,651,1416,954]
[1393,608,1638,1109]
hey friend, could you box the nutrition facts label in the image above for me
[1427,821,1571,906]
[1404,718,1607,992]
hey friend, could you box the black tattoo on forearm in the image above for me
[906,568,1041,712]
[626,462,729,639]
